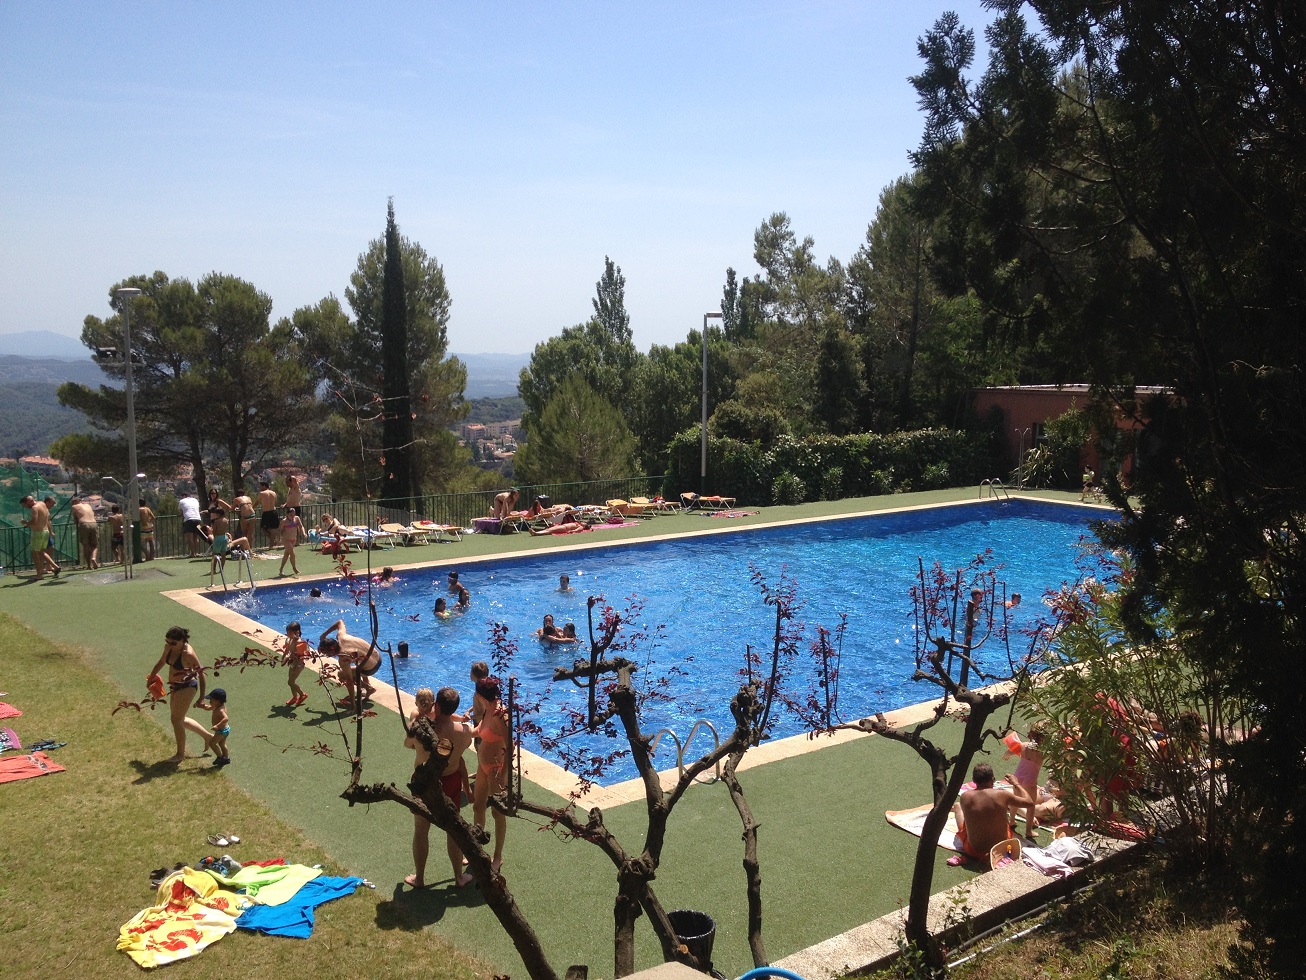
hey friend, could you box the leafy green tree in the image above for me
[811,324,865,435]
[627,330,734,475]
[845,176,944,429]
[911,3,1306,968]
[518,257,640,430]
[296,222,470,501]
[58,272,318,498]
[591,255,631,346]
[735,213,850,433]
[514,375,637,485]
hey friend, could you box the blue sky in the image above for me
[0,1,994,355]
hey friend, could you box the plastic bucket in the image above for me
[668,909,716,971]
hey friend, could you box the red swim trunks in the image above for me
[441,771,464,807]
[956,822,1012,861]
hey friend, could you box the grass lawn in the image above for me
[0,612,488,980]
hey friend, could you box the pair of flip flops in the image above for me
[206,832,241,847]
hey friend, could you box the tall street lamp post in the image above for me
[115,287,142,580]
[701,311,723,495]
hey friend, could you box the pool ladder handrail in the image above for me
[979,478,1010,500]
[650,719,723,784]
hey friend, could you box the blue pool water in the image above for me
[209,500,1107,783]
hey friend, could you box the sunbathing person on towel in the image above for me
[953,762,1035,864]
[531,521,586,535]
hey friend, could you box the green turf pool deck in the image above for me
[0,487,1100,978]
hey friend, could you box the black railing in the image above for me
[0,476,670,571]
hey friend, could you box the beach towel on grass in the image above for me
[118,868,245,968]
[0,702,22,720]
[0,727,19,752]
[235,875,364,938]
[885,805,965,852]
[0,750,65,784]
[885,780,1019,852]
[206,862,321,905]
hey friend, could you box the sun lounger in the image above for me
[606,498,654,518]
[474,516,526,535]
[346,526,397,550]
[680,492,737,511]
[630,495,680,514]
[379,522,433,546]
[410,520,463,543]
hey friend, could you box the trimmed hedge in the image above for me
[664,428,992,503]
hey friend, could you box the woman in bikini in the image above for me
[148,626,213,763]
[472,676,511,873]
[233,489,257,546]
[278,506,304,576]
[318,513,349,556]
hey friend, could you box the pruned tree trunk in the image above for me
[723,750,767,967]
[343,779,559,980]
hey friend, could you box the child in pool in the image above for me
[202,688,231,767]
[434,597,452,619]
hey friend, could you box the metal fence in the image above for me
[0,476,669,572]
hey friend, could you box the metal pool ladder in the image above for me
[650,719,723,783]
[979,478,1011,500]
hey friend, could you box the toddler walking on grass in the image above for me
[202,688,231,767]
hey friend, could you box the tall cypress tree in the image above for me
[380,198,413,507]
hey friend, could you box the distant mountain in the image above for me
[0,330,89,360]
[0,337,528,396]
[453,352,528,398]
[0,355,113,386]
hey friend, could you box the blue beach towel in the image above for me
[235,875,364,938]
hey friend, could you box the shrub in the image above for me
[821,465,843,501]
[921,462,950,490]
[772,471,806,505]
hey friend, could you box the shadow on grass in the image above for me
[375,879,486,931]
[128,758,191,784]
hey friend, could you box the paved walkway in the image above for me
[0,487,1110,978]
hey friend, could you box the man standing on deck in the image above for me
[257,479,281,550]
[72,496,99,569]
[19,495,59,579]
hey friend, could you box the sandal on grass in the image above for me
[207,834,232,847]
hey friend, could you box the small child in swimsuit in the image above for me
[203,688,231,767]
[1006,720,1047,838]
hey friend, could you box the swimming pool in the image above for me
[208,499,1108,783]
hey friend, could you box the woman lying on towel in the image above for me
[530,521,587,535]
